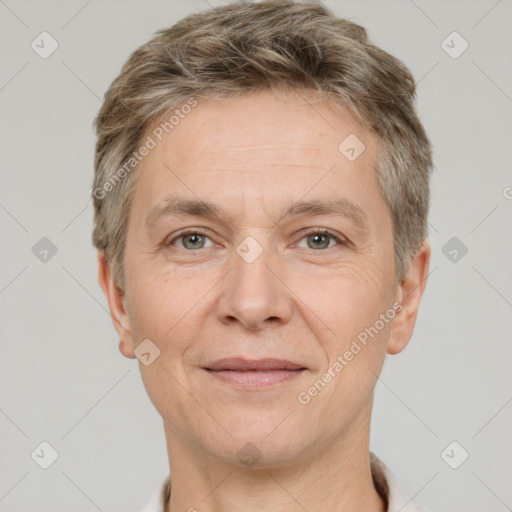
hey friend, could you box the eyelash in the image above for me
[166,228,347,251]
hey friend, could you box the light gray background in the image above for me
[1,0,511,511]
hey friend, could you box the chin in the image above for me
[202,413,315,469]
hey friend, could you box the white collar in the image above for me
[140,453,431,512]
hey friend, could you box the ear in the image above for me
[387,240,431,355]
[97,251,136,359]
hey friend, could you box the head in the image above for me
[93,0,432,467]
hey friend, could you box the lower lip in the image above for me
[205,369,306,389]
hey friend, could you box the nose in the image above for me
[216,240,293,331]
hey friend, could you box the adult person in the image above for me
[92,2,433,510]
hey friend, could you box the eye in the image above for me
[165,228,346,251]
[167,230,215,250]
[297,229,346,250]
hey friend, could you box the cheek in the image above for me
[299,282,393,425]
[125,273,211,426]
[301,260,394,335]
[125,266,204,355]
[295,267,395,392]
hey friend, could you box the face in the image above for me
[99,90,429,468]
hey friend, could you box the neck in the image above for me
[162,403,386,512]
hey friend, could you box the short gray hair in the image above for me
[92,0,433,290]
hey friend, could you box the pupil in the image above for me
[186,234,203,248]
[310,234,328,249]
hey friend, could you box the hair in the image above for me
[92,0,433,291]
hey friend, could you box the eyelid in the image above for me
[297,227,344,238]
[295,227,348,246]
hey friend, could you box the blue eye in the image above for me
[168,230,214,250]
[166,229,345,251]
[297,229,345,250]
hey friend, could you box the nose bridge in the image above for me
[218,234,292,329]
[234,238,274,296]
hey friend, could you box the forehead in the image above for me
[132,90,383,225]
[142,90,378,171]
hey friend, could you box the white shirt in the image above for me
[140,452,431,512]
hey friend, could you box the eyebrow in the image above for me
[145,195,368,232]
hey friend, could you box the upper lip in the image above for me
[204,358,306,371]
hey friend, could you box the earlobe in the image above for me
[97,251,136,359]
[387,241,431,355]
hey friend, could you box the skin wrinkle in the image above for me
[144,196,370,243]
[92,4,433,291]
[211,143,322,150]
[98,90,430,512]
[191,165,326,172]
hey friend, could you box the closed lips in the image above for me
[203,358,308,389]
[204,358,306,371]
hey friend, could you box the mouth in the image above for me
[203,358,308,389]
